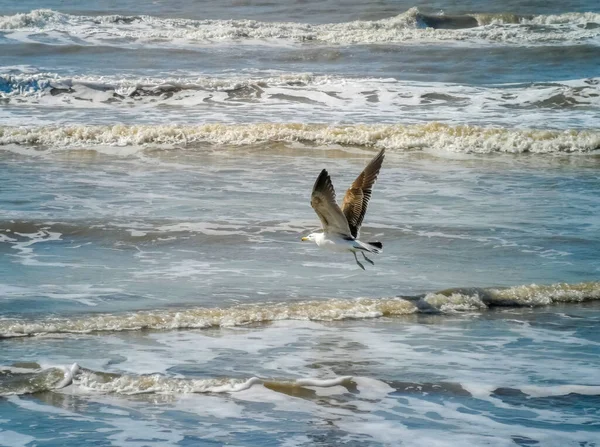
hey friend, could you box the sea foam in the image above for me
[1,9,599,46]
[3,363,599,399]
[0,363,355,396]
[2,73,598,126]
[1,123,598,154]
[1,282,598,339]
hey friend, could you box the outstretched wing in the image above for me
[310,169,352,236]
[341,148,385,238]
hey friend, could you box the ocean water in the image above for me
[1,0,600,445]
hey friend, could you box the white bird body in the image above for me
[302,149,385,270]
[309,232,355,252]
[306,232,380,254]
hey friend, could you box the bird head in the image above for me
[301,233,316,242]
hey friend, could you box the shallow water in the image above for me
[1,0,600,445]
[2,308,600,446]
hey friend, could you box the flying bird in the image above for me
[302,149,385,270]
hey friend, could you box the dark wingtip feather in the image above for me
[368,148,385,168]
[312,169,330,193]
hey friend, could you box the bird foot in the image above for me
[361,252,375,265]
[353,252,366,270]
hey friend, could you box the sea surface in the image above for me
[1,0,600,445]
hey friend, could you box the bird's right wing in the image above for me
[310,169,352,236]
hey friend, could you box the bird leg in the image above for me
[361,252,375,265]
[353,252,366,270]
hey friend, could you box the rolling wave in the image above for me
[2,363,599,398]
[1,282,598,338]
[0,8,599,47]
[0,365,69,395]
[1,122,598,154]
[0,363,352,396]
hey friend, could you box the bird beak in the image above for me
[301,237,308,241]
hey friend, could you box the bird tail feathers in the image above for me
[355,240,383,254]
[367,241,383,250]
[366,241,383,253]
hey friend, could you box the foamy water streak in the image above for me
[0,71,332,102]
[1,123,599,154]
[1,8,599,46]
[74,370,262,395]
[1,282,598,338]
[2,363,599,399]
[74,370,355,395]
[0,363,353,396]
[2,72,599,120]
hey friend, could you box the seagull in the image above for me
[302,149,385,270]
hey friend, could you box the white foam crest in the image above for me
[488,282,600,305]
[1,8,599,47]
[72,368,355,396]
[0,9,66,30]
[1,123,598,154]
[294,376,352,387]
[54,363,80,389]
[352,377,396,400]
[421,282,600,311]
[460,383,498,400]
[424,292,488,312]
[74,370,261,395]
[520,384,600,397]
[1,282,599,338]
[526,12,600,26]
[0,297,418,337]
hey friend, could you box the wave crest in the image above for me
[0,297,417,338]
[1,122,598,154]
[1,282,598,339]
[0,363,354,396]
[422,282,600,311]
[3,363,599,398]
[1,8,599,46]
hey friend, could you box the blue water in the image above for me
[1,0,600,445]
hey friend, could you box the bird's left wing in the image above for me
[341,148,385,238]
[310,169,352,236]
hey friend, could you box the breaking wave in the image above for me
[2,363,599,399]
[0,297,418,338]
[1,282,598,339]
[1,122,598,154]
[0,363,353,396]
[0,8,599,46]
[0,364,73,396]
